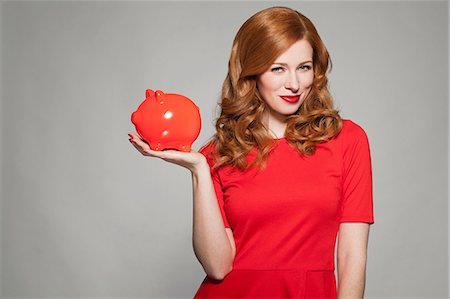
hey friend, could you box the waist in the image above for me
[194,267,337,298]
[231,267,335,271]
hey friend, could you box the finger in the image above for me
[129,138,152,155]
[129,139,148,156]
[128,133,142,144]
[127,133,186,159]
[130,136,150,151]
[128,132,147,143]
[129,139,168,159]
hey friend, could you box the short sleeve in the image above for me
[340,120,374,224]
[199,142,231,228]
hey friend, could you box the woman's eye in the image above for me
[271,65,312,73]
[299,65,312,71]
[271,67,284,72]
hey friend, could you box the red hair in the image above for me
[201,6,342,171]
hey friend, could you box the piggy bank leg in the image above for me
[150,141,192,152]
[177,144,191,152]
[158,142,191,152]
[150,143,163,151]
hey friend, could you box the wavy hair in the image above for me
[202,6,342,172]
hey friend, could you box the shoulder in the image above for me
[334,119,371,154]
[339,119,370,141]
[198,138,218,167]
[336,119,371,159]
[198,139,215,155]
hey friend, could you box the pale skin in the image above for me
[129,38,371,297]
[337,223,371,299]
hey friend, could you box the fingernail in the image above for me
[128,133,132,138]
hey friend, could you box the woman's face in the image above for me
[256,39,314,124]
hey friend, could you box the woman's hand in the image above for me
[128,132,207,173]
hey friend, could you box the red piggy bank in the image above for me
[131,89,202,152]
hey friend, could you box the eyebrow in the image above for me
[272,61,313,66]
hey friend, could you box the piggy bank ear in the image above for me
[146,89,155,99]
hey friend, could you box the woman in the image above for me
[128,6,374,299]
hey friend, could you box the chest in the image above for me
[219,142,343,225]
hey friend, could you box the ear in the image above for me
[146,89,155,99]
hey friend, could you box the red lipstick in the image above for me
[280,95,300,103]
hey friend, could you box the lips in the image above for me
[280,95,300,103]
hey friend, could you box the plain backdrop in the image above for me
[0,1,448,298]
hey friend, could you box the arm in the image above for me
[337,121,374,298]
[191,160,236,280]
[337,222,371,299]
[128,133,235,280]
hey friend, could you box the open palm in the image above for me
[128,132,206,172]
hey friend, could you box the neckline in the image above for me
[273,137,287,142]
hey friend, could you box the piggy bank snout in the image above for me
[131,110,140,125]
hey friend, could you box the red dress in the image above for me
[194,119,374,298]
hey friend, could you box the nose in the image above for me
[285,72,299,92]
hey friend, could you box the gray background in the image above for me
[1,1,448,298]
